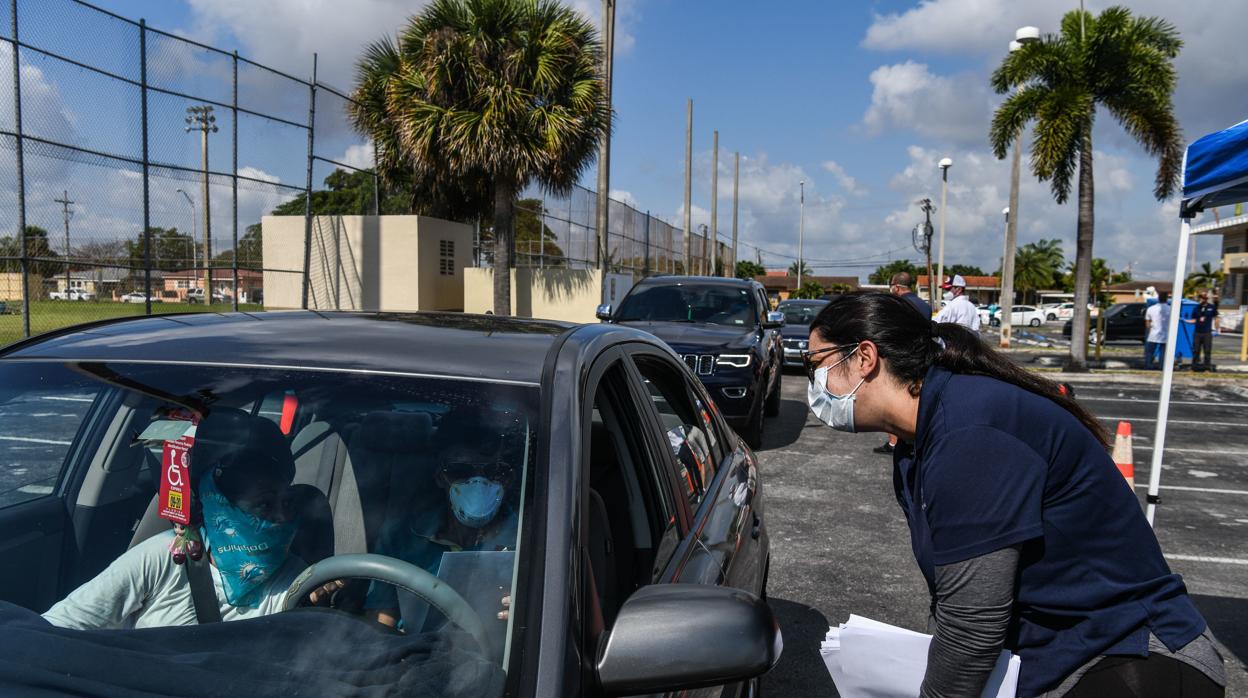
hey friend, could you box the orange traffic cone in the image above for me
[1112,421,1134,489]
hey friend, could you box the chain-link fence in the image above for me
[0,0,376,344]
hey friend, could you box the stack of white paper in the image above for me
[820,615,1020,698]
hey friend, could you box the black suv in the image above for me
[1062,303,1147,343]
[598,276,783,448]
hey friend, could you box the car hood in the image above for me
[780,323,811,341]
[615,321,758,352]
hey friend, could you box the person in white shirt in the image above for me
[1144,292,1172,370]
[935,275,981,331]
[42,417,316,630]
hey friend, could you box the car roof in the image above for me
[0,311,580,385]
[634,275,759,289]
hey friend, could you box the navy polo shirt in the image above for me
[1193,302,1218,333]
[893,366,1206,696]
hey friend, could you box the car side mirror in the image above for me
[596,304,612,322]
[761,311,784,330]
[596,584,782,695]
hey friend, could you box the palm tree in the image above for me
[990,7,1183,370]
[1012,244,1054,304]
[350,0,611,315]
[788,260,812,278]
[1184,261,1225,297]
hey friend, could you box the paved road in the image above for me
[759,370,1248,697]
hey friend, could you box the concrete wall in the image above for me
[262,215,472,311]
[0,273,39,301]
[464,267,614,324]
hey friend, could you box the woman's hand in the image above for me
[306,579,345,606]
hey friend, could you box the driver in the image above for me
[366,410,520,628]
[43,416,309,629]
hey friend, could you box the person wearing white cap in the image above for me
[935,274,980,331]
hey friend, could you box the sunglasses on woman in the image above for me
[800,344,856,385]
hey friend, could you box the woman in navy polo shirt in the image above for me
[804,293,1224,698]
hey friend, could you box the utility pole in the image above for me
[710,130,718,276]
[731,151,739,277]
[937,158,952,291]
[1001,28,1039,347]
[699,224,708,276]
[186,105,217,304]
[797,180,805,289]
[177,188,197,271]
[595,0,615,297]
[920,198,936,303]
[683,99,692,275]
[53,190,73,294]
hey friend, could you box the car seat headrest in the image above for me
[355,411,434,454]
[192,407,294,486]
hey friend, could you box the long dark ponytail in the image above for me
[810,293,1110,447]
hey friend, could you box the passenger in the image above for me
[803,293,1225,698]
[367,411,520,628]
[43,416,309,629]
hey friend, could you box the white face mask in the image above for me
[806,347,866,433]
[942,291,955,302]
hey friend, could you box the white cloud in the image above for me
[237,166,281,184]
[861,62,993,146]
[609,189,640,208]
[822,160,868,197]
[339,143,375,170]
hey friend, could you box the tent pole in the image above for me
[1146,216,1192,526]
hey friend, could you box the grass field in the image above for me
[0,301,266,346]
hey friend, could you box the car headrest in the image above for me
[354,411,434,454]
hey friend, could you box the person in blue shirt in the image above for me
[1184,291,1219,371]
[802,293,1225,698]
[366,410,520,629]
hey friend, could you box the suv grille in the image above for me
[683,354,715,376]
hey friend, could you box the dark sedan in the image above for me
[776,299,829,368]
[0,312,779,697]
[1063,302,1148,343]
[598,276,783,449]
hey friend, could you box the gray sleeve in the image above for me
[919,546,1019,698]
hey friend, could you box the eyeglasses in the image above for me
[800,344,855,385]
[439,460,513,483]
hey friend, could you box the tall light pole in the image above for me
[53,190,73,294]
[186,105,217,304]
[710,130,718,276]
[1000,26,1040,348]
[176,188,197,272]
[797,180,805,289]
[595,0,615,298]
[731,151,740,276]
[683,99,693,275]
[936,158,952,290]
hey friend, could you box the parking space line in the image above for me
[0,435,71,446]
[1080,396,1248,409]
[39,396,93,403]
[1132,446,1248,456]
[1098,416,1248,427]
[1135,484,1248,496]
[1165,554,1248,566]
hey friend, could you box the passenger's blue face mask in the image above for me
[448,476,505,528]
[198,474,298,608]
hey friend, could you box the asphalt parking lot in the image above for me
[758,369,1248,697]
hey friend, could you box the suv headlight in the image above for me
[716,354,751,369]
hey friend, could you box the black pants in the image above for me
[1193,332,1213,368]
[1065,653,1224,697]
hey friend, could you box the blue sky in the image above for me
[58,1,1248,279]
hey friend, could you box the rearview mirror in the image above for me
[596,304,612,322]
[596,584,782,695]
[762,311,784,329]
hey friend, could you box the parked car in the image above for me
[991,305,1046,327]
[119,292,155,304]
[775,298,829,368]
[1062,302,1147,343]
[186,288,226,304]
[0,311,779,696]
[48,289,94,301]
[597,276,784,448]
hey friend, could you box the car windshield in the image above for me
[0,360,537,695]
[615,284,757,326]
[777,303,825,326]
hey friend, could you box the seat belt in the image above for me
[185,554,223,624]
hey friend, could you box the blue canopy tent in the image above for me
[1147,118,1248,525]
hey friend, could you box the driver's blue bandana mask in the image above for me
[198,474,298,608]
[448,476,505,528]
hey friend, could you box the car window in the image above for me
[614,284,756,326]
[0,360,536,690]
[778,303,822,326]
[632,355,722,511]
[0,381,101,509]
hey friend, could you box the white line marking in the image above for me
[1098,416,1248,427]
[1135,483,1248,495]
[17,485,53,495]
[1165,554,1248,566]
[1132,446,1248,456]
[0,435,71,446]
[39,396,93,403]
[1080,396,1248,408]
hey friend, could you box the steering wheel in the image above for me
[282,553,492,653]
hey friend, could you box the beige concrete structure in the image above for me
[464,267,623,324]
[0,273,39,300]
[262,215,473,311]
